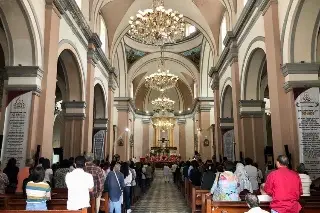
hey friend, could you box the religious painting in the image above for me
[203,138,210,147]
[117,137,124,146]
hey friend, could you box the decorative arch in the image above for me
[58,40,85,102]
[284,0,320,63]
[0,0,42,66]
[220,78,233,118]
[94,83,107,119]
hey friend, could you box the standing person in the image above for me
[209,161,240,201]
[17,159,34,193]
[253,163,264,186]
[129,162,136,203]
[234,163,253,194]
[53,159,70,188]
[3,158,19,193]
[296,163,312,196]
[264,155,302,213]
[258,183,272,202]
[141,164,147,192]
[0,162,9,194]
[244,193,269,213]
[146,163,153,187]
[25,167,51,210]
[189,161,202,186]
[84,153,105,213]
[65,156,94,210]
[171,162,178,183]
[104,163,125,213]
[201,163,216,190]
[42,159,53,186]
[244,158,259,192]
[120,162,132,213]
[163,164,170,183]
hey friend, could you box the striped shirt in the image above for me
[26,181,51,203]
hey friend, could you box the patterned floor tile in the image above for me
[132,170,191,213]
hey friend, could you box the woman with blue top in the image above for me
[25,166,51,210]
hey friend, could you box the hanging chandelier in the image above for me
[145,49,179,92]
[151,94,175,111]
[128,0,186,45]
[152,111,175,130]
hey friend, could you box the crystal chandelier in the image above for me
[151,94,175,111]
[152,111,175,130]
[128,0,186,45]
[145,49,179,92]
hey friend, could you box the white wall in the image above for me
[133,118,143,159]
[185,117,195,160]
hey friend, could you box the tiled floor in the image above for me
[132,170,191,213]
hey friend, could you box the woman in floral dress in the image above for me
[210,161,240,201]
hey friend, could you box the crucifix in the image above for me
[158,137,169,147]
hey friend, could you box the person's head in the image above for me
[245,193,260,208]
[42,158,51,170]
[297,163,306,174]
[114,163,121,172]
[104,161,110,170]
[69,157,74,164]
[186,161,191,167]
[223,157,228,162]
[253,163,259,169]
[224,161,234,172]
[25,159,34,167]
[235,163,245,172]
[30,166,45,183]
[245,158,253,166]
[75,156,86,169]
[276,155,289,168]
[60,159,70,169]
[206,163,216,173]
[6,158,17,168]
[191,160,199,168]
[260,183,267,195]
[217,164,224,172]
[120,162,129,178]
[129,161,135,169]
[110,161,117,171]
[38,157,45,165]
[85,153,94,163]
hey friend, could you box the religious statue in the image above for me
[203,138,210,146]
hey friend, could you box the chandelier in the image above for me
[145,50,179,92]
[151,94,175,111]
[128,0,186,45]
[152,111,175,130]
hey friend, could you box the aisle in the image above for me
[133,170,191,213]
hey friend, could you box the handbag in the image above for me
[114,171,123,204]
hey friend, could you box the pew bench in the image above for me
[0,210,87,213]
[191,187,208,213]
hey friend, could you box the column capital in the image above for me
[220,118,234,130]
[114,97,131,111]
[260,0,278,15]
[6,66,44,95]
[94,118,108,130]
[62,101,86,120]
[281,63,320,92]
[177,118,186,125]
[227,41,238,65]
[108,70,117,91]
[87,48,98,65]
[210,70,220,91]
[239,100,265,118]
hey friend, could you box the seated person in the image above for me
[245,193,269,213]
[201,164,216,190]
[297,163,311,196]
[258,183,272,202]
[23,167,33,197]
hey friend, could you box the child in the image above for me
[163,164,170,183]
[26,167,51,210]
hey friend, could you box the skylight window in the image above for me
[185,24,196,37]
[75,0,82,9]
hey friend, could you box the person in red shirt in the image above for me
[264,155,302,213]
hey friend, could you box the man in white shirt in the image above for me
[244,158,259,191]
[171,163,178,182]
[245,193,269,213]
[65,156,94,210]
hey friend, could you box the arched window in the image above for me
[220,15,227,53]
[244,0,248,6]
[100,16,106,53]
[75,0,82,9]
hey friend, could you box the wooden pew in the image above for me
[0,210,87,213]
[191,187,208,213]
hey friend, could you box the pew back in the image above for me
[0,210,87,213]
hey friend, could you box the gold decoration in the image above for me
[151,93,175,111]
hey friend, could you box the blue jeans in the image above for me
[26,202,47,210]
[124,186,131,210]
[109,199,121,213]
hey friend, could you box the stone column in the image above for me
[262,0,299,165]
[199,102,213,161]
[5,66,44,158]
[239,100,265,166]
[142,118,150,157]
[229,41,242,160]
[210,68,222,161]
[61,101,86,158]
[93,118,108,158]
[35,0,63,159]
[83,34,101,153]
[115,98,130,161]
[178,118,186,161]
[106,72,116,161]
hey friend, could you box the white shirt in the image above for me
[299,173,312,196]
[244,165,259,190]
[124,170,132,186]
[171,164,177,173]
[163,166,170,176]
[258,194,272,202]
[44,169,53,183]
[65,168,94,210]
[245,207,269,213]
[142,166,147,179]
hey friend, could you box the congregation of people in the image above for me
[0,154,155,213]
[169,154,313,213]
